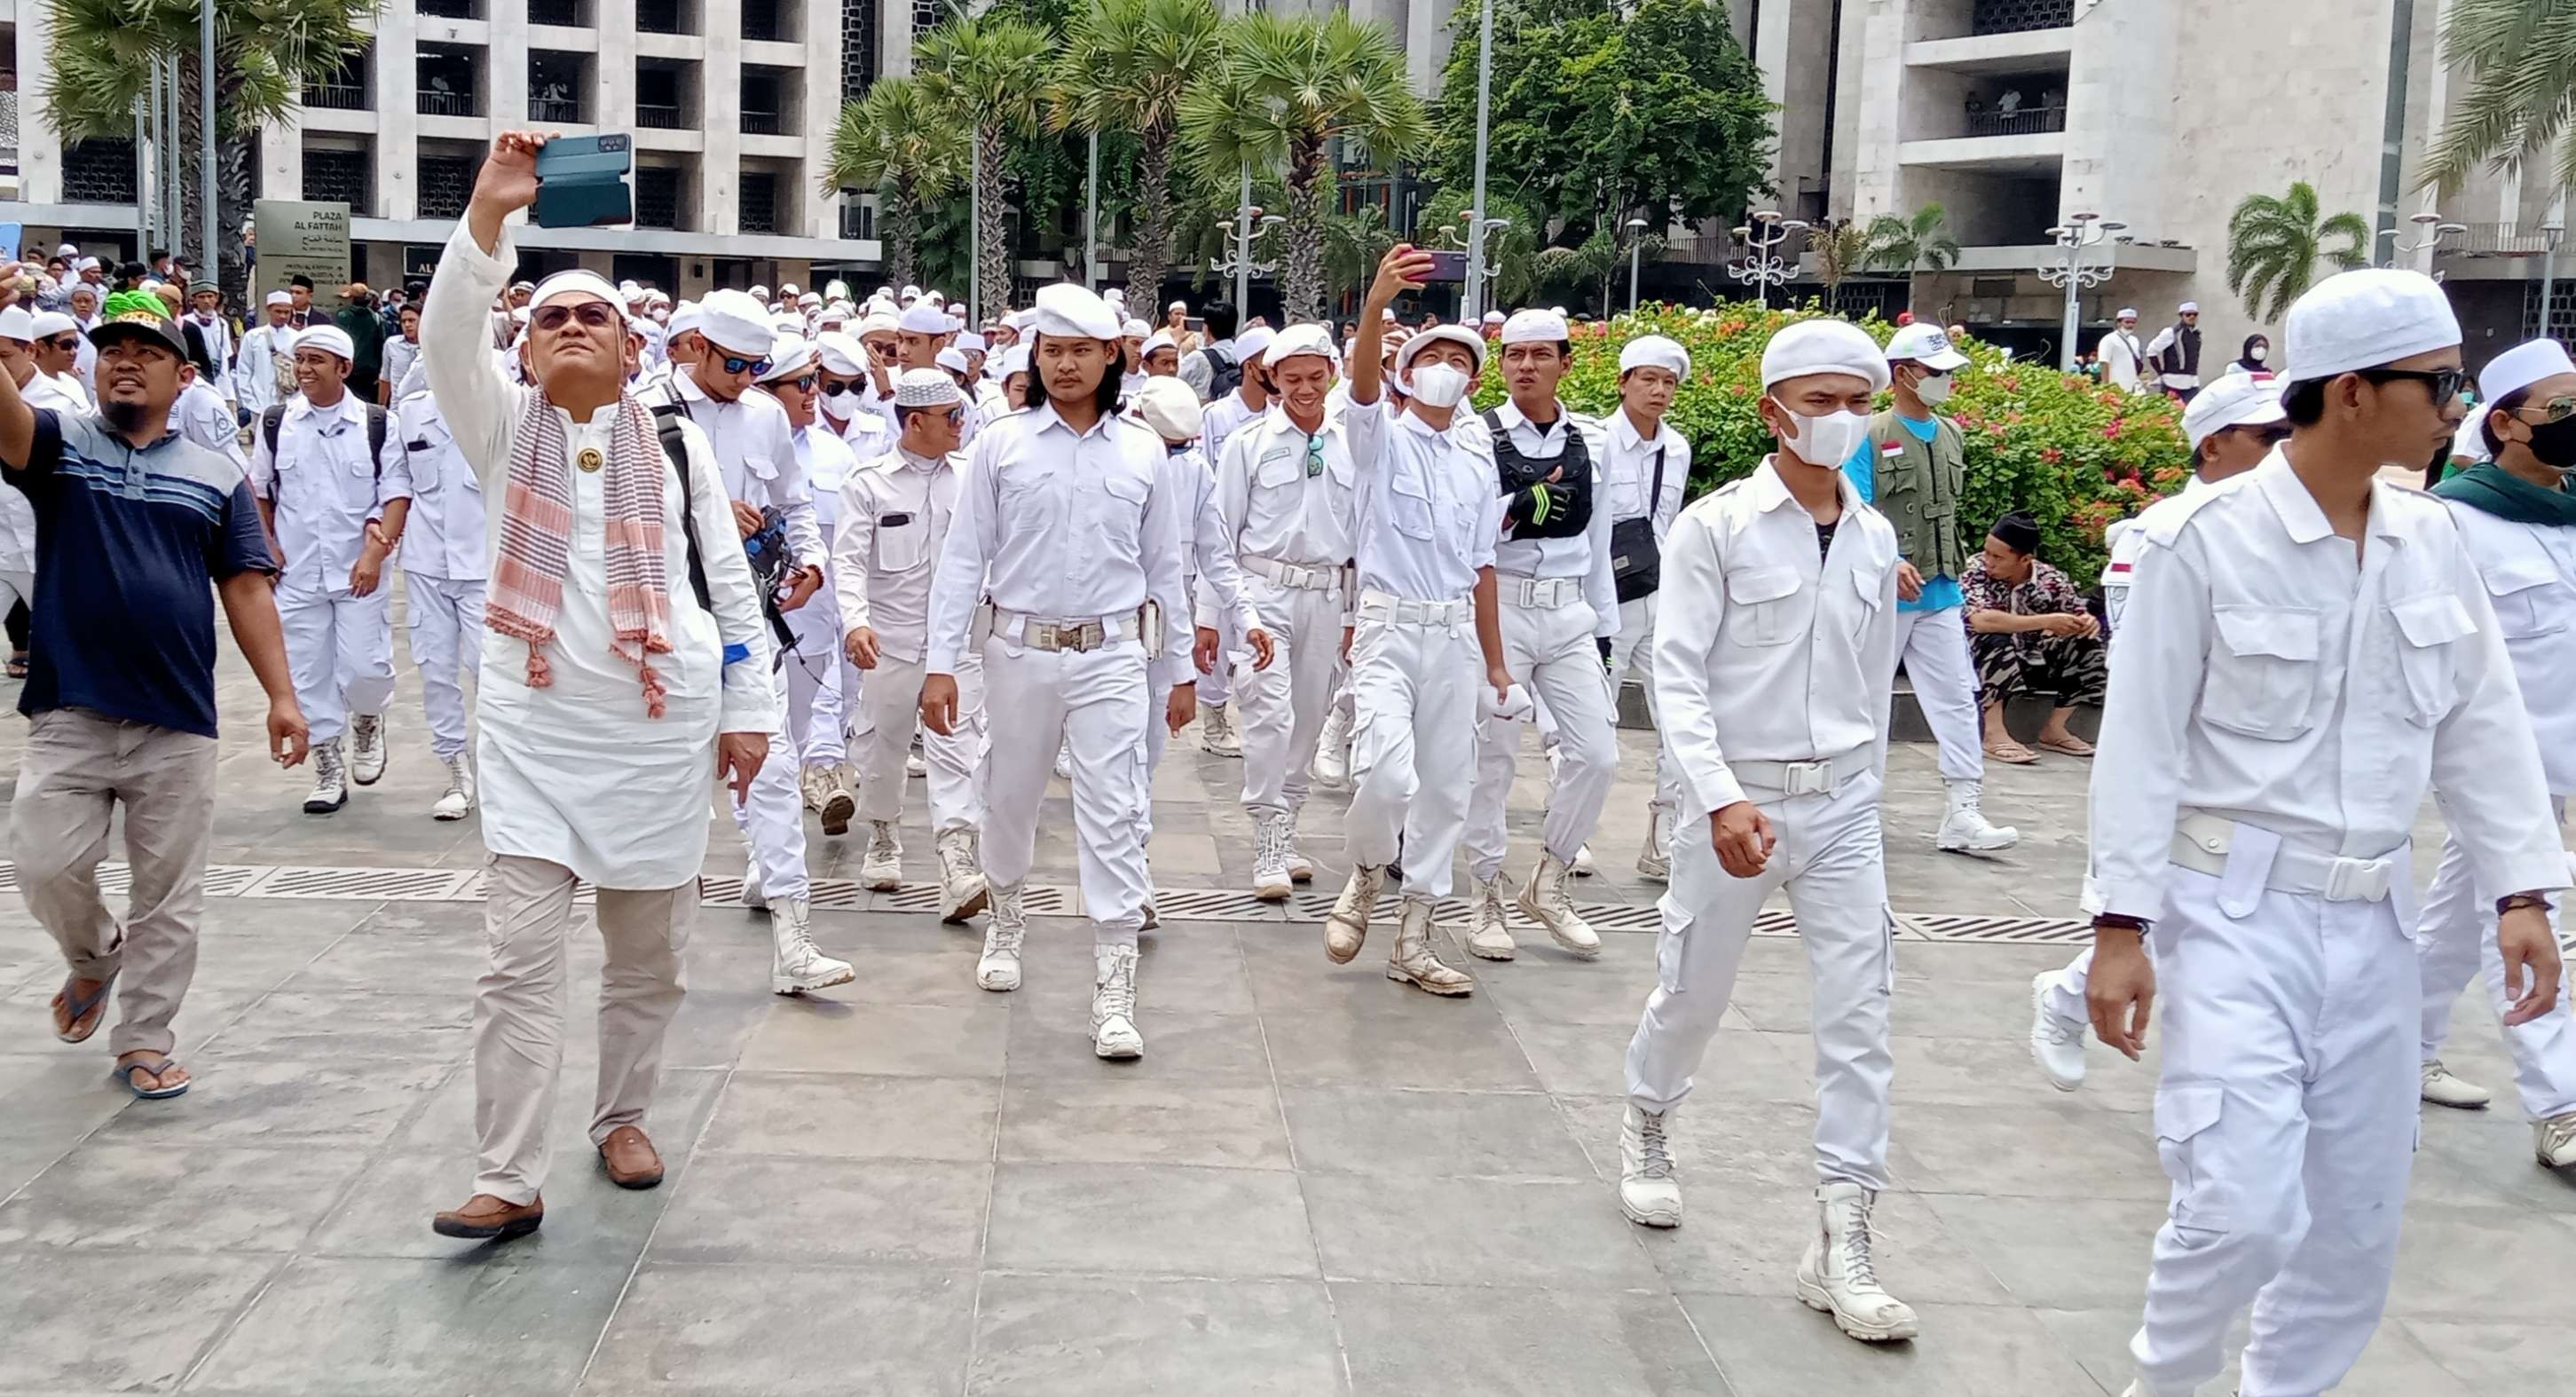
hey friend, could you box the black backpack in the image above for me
[262,401,391,470]
[648,400,792,660]
[1196,343,1241,399]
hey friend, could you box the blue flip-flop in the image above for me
[111,1057,189,1101]
[52,974,115,1044]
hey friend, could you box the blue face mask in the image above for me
[1165,440,1192,456]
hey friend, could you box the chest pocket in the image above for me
[1841,562,1888,639]
[1255,448,1304,493]
[1726,564,1803,646]
[996,465,1059,546]
[2390,594,2477,726]
[1388,459,1438,541]
[1084,466,1152,553]
[2481,556,2569,643]
[2204,605,2321,739]
[877,513,931,573]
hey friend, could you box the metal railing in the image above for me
[637,101,690,129]
[304,77,369,112]
[418,88,478,117]
[1964,106,2067,138]
[1972,0,2074,36]
[0,90,20,175]
[740,108,784,136]
[530,97,583,124]
[2447,222,2565,257]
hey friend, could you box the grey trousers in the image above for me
[472,853,695,1204]
[12,708,218,1059]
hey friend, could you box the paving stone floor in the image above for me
[0,623,2570,1394]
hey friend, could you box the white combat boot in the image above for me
[1198,700,1242,756]
[1516,852,1603,958]
[1934,780,2018,853]
[859,820,902,891]
[1386,898,1474,997]
[1310,706,1352,788]
[2538,1113,2576,1169]
[349,713,388,785]
[303,738,349,814]
[812,766,855,838]
[769,899,855,997]
[738,862,767,911]
[1281,814,1314,883]
[2029,972,2088,1092]
[1326,865,1385,963]
[978,882,1027,991]
[1091,943,1145,1059]
[2422,1058,2493,1109]
[1635,803,1672,882]
[429,753,476,821]
[1797,1182,1919,1343]
[1619,1103,1682,1227]
[935,828,989,923]
[1250,811,1295,902]
[1465,872,1516,961]
[797,765,827,813]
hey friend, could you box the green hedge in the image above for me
[1476,304,2194,582]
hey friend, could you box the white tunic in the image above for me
[393,390,489,582]
[2441,499,2576,796]
[835,446,965,665]
[234,321,295,415]
[422,222,778,889]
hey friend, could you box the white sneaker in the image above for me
[978,883,1026,991]
[739,863,767,911]
[349,714,387,785]
[2029,973,2088,1092]
[1635,804,1671,882]
[303,738,349,814]
[429,753,475,821]
[1619,1104,1682,1227]
[1386,898,1474,997]
[1797,1182,1919,1343]
[935,827,989,923]
[813,766,855,838]
[1326,865,1384,964]
[2422,1058,2493,1109]
[1052,743,1073,781]
[860,820,902,891]
[1310,706,1352,789]
[1465,873,1516,961]
[2537,1112,2576,1169]
[1250,811,1295,903]
[768,899,855,996]
[1198,700,1242,757]
[1516,852,1602,958]
[907,741,927,778]
[1092,943,1145,1059]
[1570,843,1598,877]
[1934,780,2018,853]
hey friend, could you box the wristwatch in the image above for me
[2092,913,2149,934]
[2497,891,2552,917]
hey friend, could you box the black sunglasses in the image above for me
[771,372,819,392]
[719,353,772,376]
[41,335,80,353]
[2358,366,2466,405]
[531,301,618,333]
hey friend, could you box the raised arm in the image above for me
[1346,245,1434,410]
[426,131,547,483]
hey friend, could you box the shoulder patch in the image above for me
[2139,473,2247,549]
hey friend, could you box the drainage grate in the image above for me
[1151,888,1285,922]
[242,865,477,901]
[1904,912,2093,943]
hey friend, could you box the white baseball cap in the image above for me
[2181,371,2288,449]
[1884,321,1969,371]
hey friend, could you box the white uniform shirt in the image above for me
[391,390,487,582]
[924,400,1188,674]
[797,422,860,537]
[1481,399,1619,637]
[831,407,892,483]
[2099,328,2147,391]
[1211,405,1361,576]
[1651,457,1900,816]
[382,335,420,400]
[247,391,413,596]
[2099,475,2214,631]
[647,369,826,569]
[2143,325,2194,391]
[1342,397,1506,603]
[1603,406,1691,544]
[1201,388,1264,464]
[1153,441,1260,685]
[176,379,247,475]
[835,446,965,665]
[2441,500,2576,796]
[0,373,81,572]
[234,321,295,415]
[2450,414,2493,466]
[186,312,234,395]
[2087,448,2568,921]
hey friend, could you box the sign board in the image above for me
[253,200,351,296]
[0,225,22,264]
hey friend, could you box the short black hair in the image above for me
[1201,302,1240,342]
[2481,385,2532,459]
[2281,377,2329,428]
[289,274,315,290]
[1018,332,1124,417]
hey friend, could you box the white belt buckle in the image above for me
[1031,620,1104,653]
[1782,761,1832,797]
[2325,856,2389,904]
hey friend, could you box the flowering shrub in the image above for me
[1474,304,2193,580]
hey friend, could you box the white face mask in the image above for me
[1913,372,1954,406]
[1773,401,1870,467]
[2248,346,2267,363]
[823,385,860,414]
[1406,362,1471,408]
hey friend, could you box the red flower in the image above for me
[2041,447,2063,464]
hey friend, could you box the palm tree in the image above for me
[824,78,969,295]
[1053,0,1225,312]
[915,13,1056,325]
[1863,203,1961,311]
[1323,202,1398,306]
[42,0,374,303]
[1179,11,1428,324]
[2419,0,2576,197]
[2225,182,2374,323]
[1807,220,1879,308]
[1419,187,1541,310]
[1532,225,1666,317]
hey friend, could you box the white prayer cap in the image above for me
[295,325,357,361]
[750,284,770,300]
[1121,317,1152,339]
[935,347,972,376]
[759,336,818,383]
[1235,325,1277,363]
[1500,308,1570,343]
[815,306,849,328]
[2478,338,2576,405]
[2280,268,2460,383]
[825,279,851,301]
[1482,310,1506,326]
[532,269,626,320]
[2115,307,2139,320]
[814,331,870,376]
[956,330,988,355]
[1169,299,1188,313]
[1619,335,1691,379]
[697,288,776,357]
[894,367,963,409]
[618,279,642,297]
[668,301,705,339]
[77,257,100,272]
[769,312,803,335]
[30,311,78,339]
[508,278,535,292]
[1267,323,1337,367]
[923,288,947,305]
[1104,287,1127,305]
[1032,283,1120,340]
[1550,305,1568,316]
[1133,377,1203,443]
[780,281,801,297]
[1884,320,1969,370]
[2182,371,2288,449]
[1005,308,1036,332]
[798,291,823,309]
[52,242,76,258]
[898,302,951,335]
[645,289,671,306]
[995,343,1030,378]
[1140,328,1178,357]
[0,307,34,343]
[856,311,900,338]
[901,284,921,299]
[2178,302,2200,314]
[264,290,294,307]
[1760,318,1891,392]
[1394,324,1486,375]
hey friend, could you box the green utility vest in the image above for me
[1865,408,1968,581]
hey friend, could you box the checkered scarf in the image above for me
[484,392,676,717]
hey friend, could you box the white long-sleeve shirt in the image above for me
[1477,399,1619,638]
[2098,328,2146,391]
[391,389,487,582]
[186,312,234,396]
[1201,388,1264,464]
[1650,457,1899,817]
[2085,448,2567,922]
[247,390,413,597]
[1153,441,1259,686]
[924,400,1188,675]
[1341,395,1506,603]
[834,446,965,665]
[233,320,295,415]
[644,368,826,570]
[2440,499,2576,797]
[1205,403,1362,625]
[1602,406,1691,544]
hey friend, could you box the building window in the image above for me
[636,165,687,230]
[1960,80,2068,138]
[637,58,696,129]
[305,44,372,111]
[740,65,792,136]
[841,0,879,99]
[740,171,779,234]
[303,146,372,216]
[612,254,679,295]
[912,0,948,41]
[418,45,481,117]
[62,138,139,204]
[742,0,793,42]
[416,0,481,17]
[528,0,590,25]
[637,0,697,35]
[839,197,874,241]
[530,51,588,124]
[2531,278,2576,345]
[418,153,477,220]
[1971,0,2075,36]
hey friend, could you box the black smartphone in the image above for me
[1422,250,1469,283]
[532,134,634,229]
[1185,316,1207,333]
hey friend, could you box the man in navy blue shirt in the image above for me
[0,280,306,1101]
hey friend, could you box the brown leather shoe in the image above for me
[432,1193,544,1241]
[598,1125,665,1189]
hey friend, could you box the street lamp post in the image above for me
[1462,0,1495,323]
[1440,214,1510,315]
[2377,211,2469,273]
[1728,211,1806,310]
[2037,213,2126,372]
[1084,130,1100,293]
[1211,197,1284,313]
[1624,217,1650,313]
